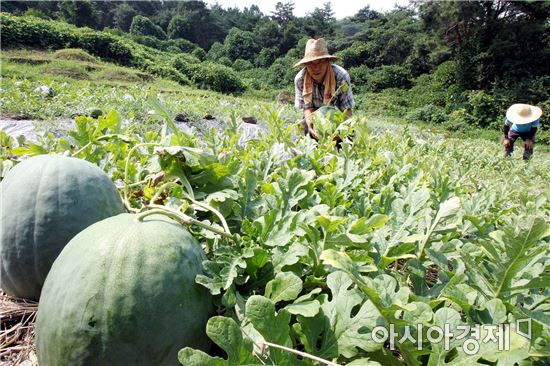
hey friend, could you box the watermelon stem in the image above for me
[136,205,234,240]
[149,181,231,235]
[259,341,342,366]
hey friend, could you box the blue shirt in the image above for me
[505,118,540,133]
[294,64,354,112]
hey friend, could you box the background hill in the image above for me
[1,0,549,136]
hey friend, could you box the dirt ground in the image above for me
[0,291,37,366]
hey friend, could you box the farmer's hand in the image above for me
[503,138,511,148]
[308,126,319,140]
[525,139,533,150]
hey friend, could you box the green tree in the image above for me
[112,3,138,32]
[130,15,167,40]
[168,1,224,49]
[304,2,336,38]
[417,1,549,92]
[206,42,227,61]
[223,28,261,61]
[58,0,101,29]
[351,6,382,22]
[271,1,295,26]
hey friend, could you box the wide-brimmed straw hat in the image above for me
[294,38,339,67]
[506,103,543,125]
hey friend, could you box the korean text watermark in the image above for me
[371,319,531,355]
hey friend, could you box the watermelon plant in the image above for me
[35,213,213,365]
[1,91,548,365]
[0,154,125,300]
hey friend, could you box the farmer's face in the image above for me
[306,59,329,80]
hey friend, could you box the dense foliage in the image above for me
[1,89,548,364]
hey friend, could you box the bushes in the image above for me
[405,104,447,125]
[171,53,201,76]
[0,12,77,49]
[144,61,190,85]
[189,62,244,94]
[441,108,472,132]
[171,55,244,93]
[191,48,206,61]
[350,64,412,92]
[353,89,410,117]
[164,38,197,53]
[1,13,132,65]
[408,60,459,108]
[76,31,133,65]
[336,41,375,68]
[232,59,253,72]
[464,90,502,129]
[129,15,167,40]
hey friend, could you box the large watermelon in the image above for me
[35,213,212,365]
[0,154,125,300]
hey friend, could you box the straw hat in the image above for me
[294,38,339,67]
[506,104,543,125]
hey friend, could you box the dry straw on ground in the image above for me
[0,291,38,366]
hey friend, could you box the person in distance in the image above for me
[294,38,354,140]
[502,103,543,160]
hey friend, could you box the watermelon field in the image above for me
[1,2,549,366]
[1,55,549,366]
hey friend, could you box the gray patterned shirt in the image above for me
[294,64,354,111]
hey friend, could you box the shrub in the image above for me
[0,13,77,49]
[23,8,48,19]
[223,28,260,61]
[267,56,295,89]
[255,47,279,68]
[144,61,190,85]
[232,59,253,71]
[350,64,412,92]
[464,90,502,129]
[191,48,206,61]
[441,108,473,132]
[239,68,268,90]
[76,31,133,65]
[129,34,164,50]
[165,38,198,53]
[206,42,226,61]
[53,48,97,63]
[405,104,447,124]
[336,41,376,68]
[409,61,460,108]
[216,57,232,67]
[129,15,167,40]
[353,90,409,117]
[171,53,201,77]
[189,62,245,94]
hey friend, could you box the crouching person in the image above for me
[503,103,543,160]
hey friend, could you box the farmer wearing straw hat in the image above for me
[294,38,354,140]
[502,103,543,160]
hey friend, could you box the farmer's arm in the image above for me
[295,70,319,139]
[304,108,318,139]
[502,119,512,148]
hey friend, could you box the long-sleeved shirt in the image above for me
[294,64,354,112]
[504,118,540,134]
